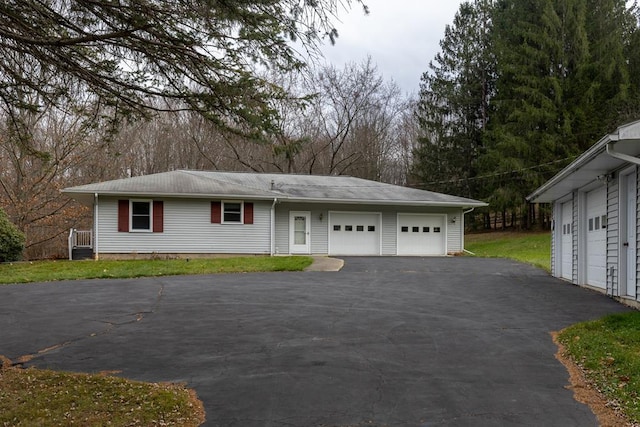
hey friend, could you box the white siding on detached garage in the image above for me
[96,197,271,254]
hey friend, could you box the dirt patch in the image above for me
[551,332,636,427]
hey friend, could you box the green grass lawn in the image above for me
[0,256,313,285]
[558,312,640,424]
[0,360,204,426]
[465,231,551,271]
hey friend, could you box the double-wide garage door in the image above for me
[328,212,446,256]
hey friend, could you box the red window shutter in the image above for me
[244,202,254,224]
[118,200,129,232]
[211,201,221,223]
[153,201,164,233]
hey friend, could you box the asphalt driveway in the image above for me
[0,257,632,426]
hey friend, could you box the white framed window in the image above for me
[222,201,243,224]
[130,200,153,232]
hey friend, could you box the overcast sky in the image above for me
[319,0,464,96]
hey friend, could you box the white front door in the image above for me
[290,211,311,254]
[626,172,637,297]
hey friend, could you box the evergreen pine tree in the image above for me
[414,0,495,199]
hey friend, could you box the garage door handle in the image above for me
[624,242,629,247]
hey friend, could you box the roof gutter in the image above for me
[63,190,487,209]
[462,207,476,255]
[605,134,640,166]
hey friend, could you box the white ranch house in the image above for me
[63,171,486,259]
[529,120,640,307]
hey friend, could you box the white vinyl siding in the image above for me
[381,212,397,255]
[635,171,640,299]
[606,175,619,295]
[551,201,557,277]
[97,197,270,254]
[572,192,579,283]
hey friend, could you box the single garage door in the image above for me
[329,212,381,255]
[397,214,446,256]
[561,200,573,281]
[586,187,607,289]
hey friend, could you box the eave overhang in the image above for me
[527,120,640,203]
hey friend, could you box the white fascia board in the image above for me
[62,190,488,208]
[61,190,276,201]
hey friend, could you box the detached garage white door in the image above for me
[560,200,573,281]
[329,212,381,255]
[586,187,607,289]
[397,214,446,256]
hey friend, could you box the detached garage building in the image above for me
[62,171,486,259]
[528,120,640,306]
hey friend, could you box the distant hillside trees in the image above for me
[414,0,640,229]
[0,59,416,259]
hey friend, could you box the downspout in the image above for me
[94,193,99,260]
[463,207,476,255]
[270,198,278,256]
[606,137,640,166]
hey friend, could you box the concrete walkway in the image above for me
[304,256,344,272]
[0,257,631,426]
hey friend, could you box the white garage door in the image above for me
[329,212,381,255]
[586,187,607,289]
[561,201,573,281]
[397,214,446,256]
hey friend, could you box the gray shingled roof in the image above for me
[63,170,486,207]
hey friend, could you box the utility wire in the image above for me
[416,155,577,187]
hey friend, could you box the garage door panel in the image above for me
[329,212,380,255]
[398,214,445,256]
[586,187,606,289]
[561,201,573,280]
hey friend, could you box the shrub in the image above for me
[0,208,25,262]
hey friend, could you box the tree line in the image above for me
[0,59,417,259]
[413,0,640,230]
[3,0,639,259]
